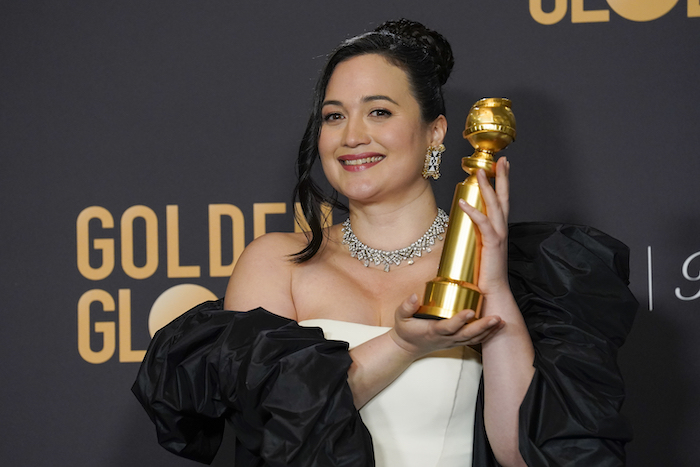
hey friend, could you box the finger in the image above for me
[397,293,420,320]
[464,319,505,344]
[476,169,507,232]
[475,169,500,216]
[435,309,476,335]
[454,315,503,342]
[457,198,487,223]
[495,157,510,221]
[437,309,497,338]
[456,321,504,345]
[458,198,496,238]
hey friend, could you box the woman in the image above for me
[227,18,531,467]
[134,19,636,467]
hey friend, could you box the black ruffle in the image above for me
[132,303,373,466]
[133,222,637,466]
[473,223,637,466]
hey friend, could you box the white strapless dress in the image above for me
[299,319,483,467]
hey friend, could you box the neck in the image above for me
[346,186,439,251]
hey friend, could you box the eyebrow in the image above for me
[363,95,399,105]
[322,95,400,107]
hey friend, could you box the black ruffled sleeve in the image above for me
[473,223,638,466]
[131,301,373,466]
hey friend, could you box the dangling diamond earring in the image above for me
[422,144,445,180]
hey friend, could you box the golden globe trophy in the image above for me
[415,98,516,320]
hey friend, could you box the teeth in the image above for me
[342,156,384,166]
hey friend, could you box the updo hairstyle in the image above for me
[292,19,454,262]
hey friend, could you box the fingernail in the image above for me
[488,318,499,326]
[465,311,475,320]
[409,294,418,304]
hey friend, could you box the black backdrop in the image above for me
[1,1,698,465]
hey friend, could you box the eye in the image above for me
[370,108,392,118]
[322,112,344,123]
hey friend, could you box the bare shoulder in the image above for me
[224,231,308,319]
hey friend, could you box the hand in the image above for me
[458,156,511,297]
[388,294,504,360]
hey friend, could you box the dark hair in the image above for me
[292,19,454,263]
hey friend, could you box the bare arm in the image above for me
[459,158,535,467]
[224,232,299,319]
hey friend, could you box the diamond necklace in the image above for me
[341,208,449,272]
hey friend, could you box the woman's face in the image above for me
[318,53,445,205]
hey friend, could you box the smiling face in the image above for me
[318,54,446,205]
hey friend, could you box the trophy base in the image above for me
[414,278,483,320]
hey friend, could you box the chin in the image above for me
[342,187,381,204]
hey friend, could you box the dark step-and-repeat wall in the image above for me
[1,1,698,465]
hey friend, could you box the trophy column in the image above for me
[415,98,516,320]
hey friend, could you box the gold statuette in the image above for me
[415,98,516,320]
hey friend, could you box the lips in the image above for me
[338,153,385,171]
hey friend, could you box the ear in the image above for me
[428,115,447,146]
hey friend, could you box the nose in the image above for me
[341,115,370,148]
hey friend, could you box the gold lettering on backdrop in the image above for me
[208,204,245,277]
[118,289,147,362]
[76,206,115,280]
[293,202,334,233]
[121,205,159,279]
[675,251,700,301]
[78,289,116,364]
[166,205,201,278]
[607,0,679,21]
[531,0,695,23]
[689,0,700,16]
[148,284,218,337]
[254,202,287,239]
[572,0,610,23]
[530,0,568,25]
[76,202,338,363]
